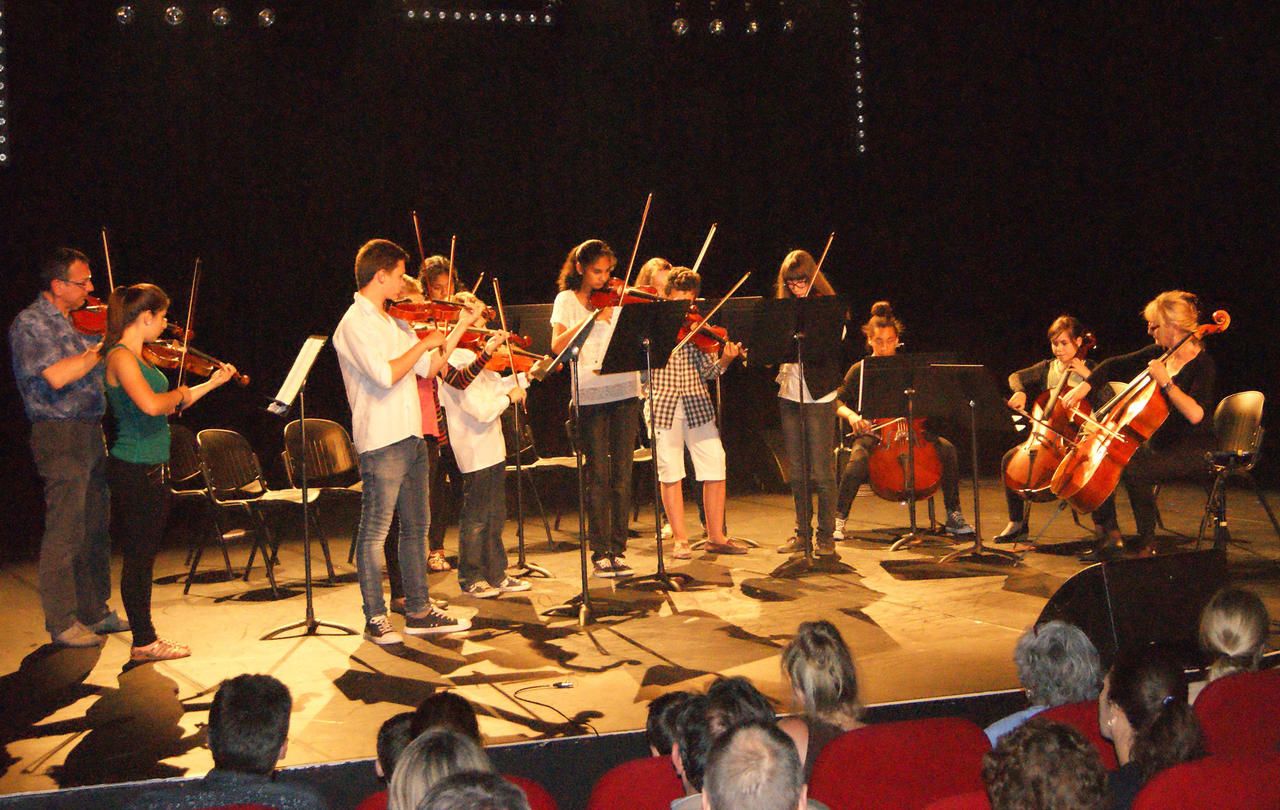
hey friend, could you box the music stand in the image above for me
[750,296,854,578]
[852,353,957,551]
[591,300,695,592]
[930,363,1022,565]
[262,336,358,640]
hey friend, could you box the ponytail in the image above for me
[1131,700,1205,782]
[103,284,170,353]
[557,239,615,292]
[1108,648,1205,786]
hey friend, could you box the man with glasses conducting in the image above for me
[9,247,128,647]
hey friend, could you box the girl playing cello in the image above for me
[994,315,1094,543]
[1061,291,1216,560]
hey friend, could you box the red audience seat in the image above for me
[1132,751,1280,809]
[1037,700,1119,770]
[808,717,991,810]
[586,755,685,810]
[923,790,991,810]
[506,773,558,810]
[1193,668,1280,757]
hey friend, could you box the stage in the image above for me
[1,480,1277,799]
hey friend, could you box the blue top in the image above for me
[105,346,171,465]
[984,704,1048,747]
[9,295,105,421]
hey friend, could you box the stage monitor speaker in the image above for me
[1036,548,1227,668]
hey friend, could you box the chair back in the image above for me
[1213,391,1264,459]
[1038,700,1119,770]
[923,791,991,810]
[1132,751,1280,809]
[283,418,360,487]
[197,428,268,501]
[505,773,558,810]
[1193,667,1280,756]
[808,717,991,810]
[169,424,204,491]
[585,755,684,810]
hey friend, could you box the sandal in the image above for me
[427,550,452,572]
[673,541,692,560]
[131,638,191,662]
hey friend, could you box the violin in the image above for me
[865,417,943,503]
[1002,333,1096,503]
[677,307,734,355]
[143,323,250,386]
[483,343,550,374]
[588,278,664,310]
[1050,311,1230,512]
[71,297,109,336]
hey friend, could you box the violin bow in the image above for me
[447,234,458,300]
[618,192,653,297]
[411,210,427,267]
[690,222,717,275]
[670,271,751,357]
[100,227,117,293]
[802,231,836,299]
[491,278,527,412]
[175,258,201,392]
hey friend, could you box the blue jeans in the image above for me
[458,462,507,589]
[779,399,838,542]
[355,436,431,621]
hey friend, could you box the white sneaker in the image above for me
[364,615,403,646]
[496,576,532,594]
[833,516,846,541]
[661,522,673,539]
[462,581,502,599]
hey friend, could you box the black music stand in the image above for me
[262,336,358,641]
[930,363,1022,565]
[852,353,957,551]
[749,296,854,578]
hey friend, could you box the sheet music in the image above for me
[268,335,328,416]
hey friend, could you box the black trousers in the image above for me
[577,397,641,559]
[1091,436,1214,538]
[837,431,963,516]
[108,456,171,648]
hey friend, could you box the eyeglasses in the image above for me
[59,277,92,289]
[784,277,809,287]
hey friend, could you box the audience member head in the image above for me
[782,620,863,727]
[207,674,293,776]
[982,719,1109,810]
[412,691,482,742]
[1100,647,1205,783]
[1014,621,1102,708]
[388,728,493,810]
[702,721,805,810]
[671,694,712,795]
[376,712,416,782]
[647,691,694,757]
[705,676,776,739]
[418,772,530,810]
[1199,586,1269,681]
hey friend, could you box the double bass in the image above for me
[1002,332,1096,502]
[1050,311,1230,512]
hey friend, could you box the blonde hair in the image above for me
[636,257,672,289]
[781,620,862,727]
[387,729,492,810]
[1142,290,1200,335]
[775,249,835,299]
[1199,587,1270,681]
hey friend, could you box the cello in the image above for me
[865,416,943,502]
[1050,310,1230,513]
[1002,332,1096,502]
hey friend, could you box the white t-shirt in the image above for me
[550,289,642,406]
[776,362,838,403]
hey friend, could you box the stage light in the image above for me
[211,6,231,27]
[708,18,725,36]
[403,5,559,28]
[0,0,6,167]
[115,5,136,25]
[164,5,186,26]
[257,8,275,28]
[781,18,794,33]
[672,17,689,36]
[745,19,760,35]
[849,1,867,155]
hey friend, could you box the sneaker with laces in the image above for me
[53,621,106,648]
[660,522,673,539]
[405,606,471,636]
[462,581,502,599]
[945,510,976,536]
[130,638,191,662]
[593,557,619,578]
[609,555,634,577]
[833,517,847,541]
[816,538,838,558]
[90,611,131,634]
[496,576,532,594]
[364,615,404,645]
[391,596,450,614]
[776,536,805,554]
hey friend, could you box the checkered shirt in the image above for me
[647,342,725,431]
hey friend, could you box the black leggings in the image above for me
[108,456,171,648]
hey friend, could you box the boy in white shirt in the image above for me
[437,338,532,598]
[332,239,480,644]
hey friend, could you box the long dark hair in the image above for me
[103,283,170,354]
[1107,648,1205,783]
[557,239,615,292]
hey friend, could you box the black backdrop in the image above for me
[2,1,1277,554]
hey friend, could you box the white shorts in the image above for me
[654,399,726,483]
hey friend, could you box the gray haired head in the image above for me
[1014,621,1101,707]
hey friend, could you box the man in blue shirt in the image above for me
[9,247,127,647]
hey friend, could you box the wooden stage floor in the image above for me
[1,479,1278,796]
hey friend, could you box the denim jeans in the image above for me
[779,399,837,541]
[355,436,431,620]
[458,462,508,589]
[576,397,640,559]
[30,420,112,635]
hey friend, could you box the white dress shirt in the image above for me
[438,347,524,474]
[333,293,436,454]
[550,289,641,406]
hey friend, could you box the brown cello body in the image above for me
[867,417,943,502]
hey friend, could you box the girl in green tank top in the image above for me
[103,283,238,662]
